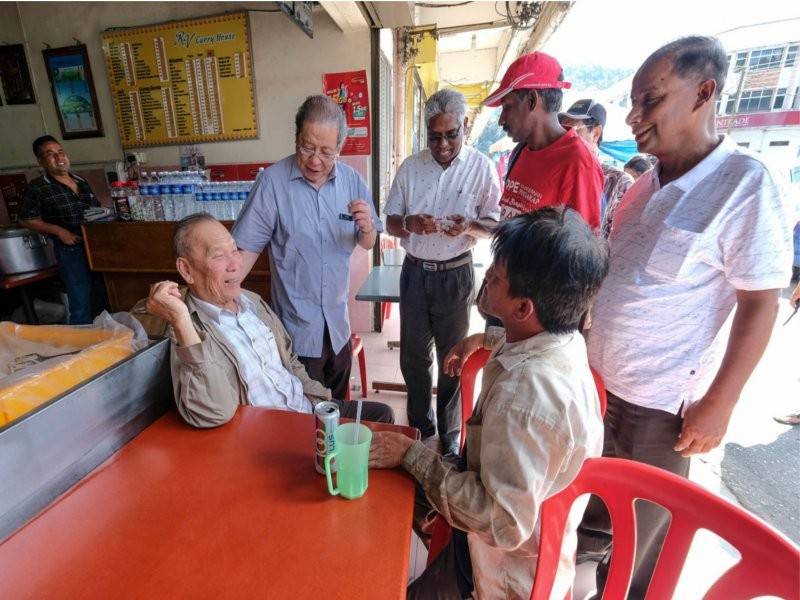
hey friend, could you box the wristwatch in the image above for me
[402,214,410,231]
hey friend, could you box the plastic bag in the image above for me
[0,311,149,427]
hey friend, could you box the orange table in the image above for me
[0,408,417,599]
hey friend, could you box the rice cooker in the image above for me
[0,226,57,275]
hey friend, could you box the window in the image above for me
[774,88,787,109]
[768,140,789,147]
[785,45,799,67]
[748,47,784,71]
[726,98,736,114]
[737,142,750,148]
[737,88,775,113]
[794,87,800,110]
[735,51,748,70]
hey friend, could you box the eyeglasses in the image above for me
[297,144,339,163]
[427,125,462,144]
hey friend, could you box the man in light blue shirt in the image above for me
[233,95,382,400]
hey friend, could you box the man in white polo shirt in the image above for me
[578,36,796,598]
[385,88,501,456]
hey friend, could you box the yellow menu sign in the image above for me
[101,12,257,148]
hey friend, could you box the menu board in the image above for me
[101,12,257,148]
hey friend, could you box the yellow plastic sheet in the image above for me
[0,321,136,427]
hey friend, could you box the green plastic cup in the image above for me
[325,423,372,499]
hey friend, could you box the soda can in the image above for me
[314,401,339,475]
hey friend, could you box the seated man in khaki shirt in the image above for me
[145,213,392,428]
[369,208,608,599]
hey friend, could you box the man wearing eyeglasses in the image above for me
[232,94,382,401]
[559,99,634,238]
[384,88,501,457]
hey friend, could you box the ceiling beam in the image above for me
[320,1,370,32]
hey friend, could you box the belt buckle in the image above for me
[422,261,438,272]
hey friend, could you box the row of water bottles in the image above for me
[131,171,256,222]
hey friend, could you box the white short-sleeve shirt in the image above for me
[588,136,797,414]
[383,145,501,261]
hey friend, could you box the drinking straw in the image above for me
[353,399,363,443]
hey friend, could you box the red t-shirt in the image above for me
[499,128,603,229]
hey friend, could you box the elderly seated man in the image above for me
[369,207,608,600]
[146,213,393,428]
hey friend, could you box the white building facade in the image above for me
[717,23,800,163]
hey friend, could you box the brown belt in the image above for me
[405,251,472,272]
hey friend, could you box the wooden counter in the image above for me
[82,221,270,311]
[0,408,416,599]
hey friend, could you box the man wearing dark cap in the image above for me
[483,51,604,230]
[560,99,634,237]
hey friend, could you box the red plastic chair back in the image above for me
[530,457,800,600]
[458,347,491,452]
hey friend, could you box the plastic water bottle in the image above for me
[149,172,166,221]
[236,181,249,219]
[157,171,172,220]
[194,179,206,217]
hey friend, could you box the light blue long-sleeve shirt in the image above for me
[232,156,382,357]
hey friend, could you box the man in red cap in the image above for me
[485,51,604,229]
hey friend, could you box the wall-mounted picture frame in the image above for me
[42,44,104,139]
[0,44,36,105]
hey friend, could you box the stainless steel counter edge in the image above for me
[0,338,173,542]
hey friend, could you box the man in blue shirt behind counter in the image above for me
[232,94,382,400]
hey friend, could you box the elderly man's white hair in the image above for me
[424,88,468,128]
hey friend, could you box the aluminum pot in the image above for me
[0,226,57,275]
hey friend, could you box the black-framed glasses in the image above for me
[427,124,462,144]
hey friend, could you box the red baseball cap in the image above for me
[483,51,571,107]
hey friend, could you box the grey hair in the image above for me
[424,88,468,127]
[295,94,348,148]
[642,36,728,97]
[173,212,218,258]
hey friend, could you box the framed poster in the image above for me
[0,44,35,104]
[101,12,257,148]
[323,70,371,155]
[42,44,104,139]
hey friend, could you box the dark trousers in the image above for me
[331,397,394,424]
[54,241,108,325]
[299,324,352,401]
[577,391,690,599]
[407,529,474,600]
[399,257,474,456]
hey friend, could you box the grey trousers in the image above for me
[399,256,474,456]
[576,391,690,599]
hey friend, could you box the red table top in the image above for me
[0,408,416,599]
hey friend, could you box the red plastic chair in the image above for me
[458,347,492,452]
[427,362,608,568]
[530,457,800,600]
[345,334,367,401]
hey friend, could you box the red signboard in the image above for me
[715,110,800,130]
[323,70,371,156]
